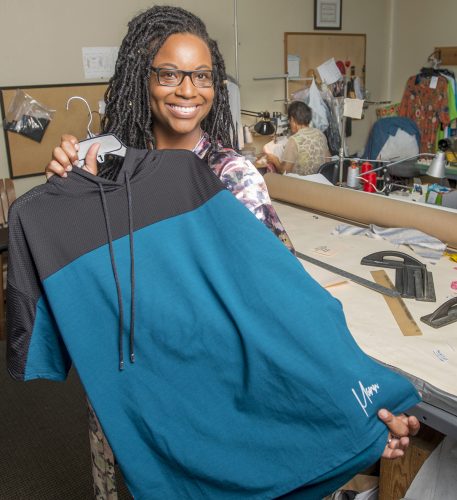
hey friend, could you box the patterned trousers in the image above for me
[87,399,118,499]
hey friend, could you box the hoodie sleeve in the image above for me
[6,198,71,382]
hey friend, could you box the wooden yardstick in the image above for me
[371,270,422,336]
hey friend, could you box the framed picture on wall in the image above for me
[314,0,342,30]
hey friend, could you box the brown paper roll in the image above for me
[265,173,457,250]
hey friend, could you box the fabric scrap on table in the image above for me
[333,224,446,262]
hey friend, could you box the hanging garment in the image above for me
[363,117,420,161]
[226,78,243,150]
[322,92,342,155]
[398,74,450,153]
[308,79,329,132]
[292,85,340,154]
[292,81,330,133]
[377,128,419,161]
[7,148,420,500]
[434,76,457,147]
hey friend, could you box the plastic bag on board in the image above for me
[3,89,55,142]
[308,79,329,132]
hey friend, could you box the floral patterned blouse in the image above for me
[282,127,330,176]
[399,74,450,153]
[193,133,294,251]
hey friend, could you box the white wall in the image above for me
[389,0,457,102]
[0,0,235,195]
[0,0,397,195]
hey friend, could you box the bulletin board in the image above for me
[0,83,108,178]
[284,32,366,98]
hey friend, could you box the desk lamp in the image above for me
[425,139,450,178]
[241,110,276,135]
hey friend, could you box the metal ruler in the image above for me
[371,270,422,336]
[295,251,400,298]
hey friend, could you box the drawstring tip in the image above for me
[130,352,136,363]
[119,360,125,371]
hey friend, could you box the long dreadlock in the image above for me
[101,5,235,160]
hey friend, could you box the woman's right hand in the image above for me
[45,134,100,179]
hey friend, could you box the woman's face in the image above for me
[289,117,298,134]
[149,33,214,148]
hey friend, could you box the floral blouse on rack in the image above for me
[399,74,450,153]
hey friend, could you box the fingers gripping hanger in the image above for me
[66,96,127,168]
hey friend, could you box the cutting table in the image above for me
[271,195,457,439]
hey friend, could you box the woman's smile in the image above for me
[166,103,201,118]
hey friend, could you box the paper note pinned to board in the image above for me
[82,47,119,79]
[344,98,365,119]
[316,58,342,85]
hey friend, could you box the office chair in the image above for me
[317,160,350,185]
[386,160,420,180]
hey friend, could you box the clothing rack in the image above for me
[419,51,455,78]
[427,49,442,70]
[400,64,457,154]
[252,74,314,107]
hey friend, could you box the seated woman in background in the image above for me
[266,100,330,175]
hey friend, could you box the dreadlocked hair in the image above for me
[101,5,235,159]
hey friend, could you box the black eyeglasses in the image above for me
[151,67,214,88]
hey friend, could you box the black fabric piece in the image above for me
[98,155,126,181]
[4,115,51,143]
[345,116,352,138]
[418,66,455,79]
[323,100,341,155]
[341,491,358,500]
[6,282,71,379]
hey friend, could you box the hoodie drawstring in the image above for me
[98,175,136,371]
[125,171,136,364]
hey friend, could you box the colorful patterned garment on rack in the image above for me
[7,148,420,500]
[399,74,450,153]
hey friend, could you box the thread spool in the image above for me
[361,162,373,192]
[363,171,377,193]
[361,162,373,176]
[346,162,360,188]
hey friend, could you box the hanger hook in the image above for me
[66,96,95,138]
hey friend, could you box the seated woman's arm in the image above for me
[275,136,298,174]
[265,153,294,175]
[262,136,297,175]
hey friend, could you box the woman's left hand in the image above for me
[378,409,420,459]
